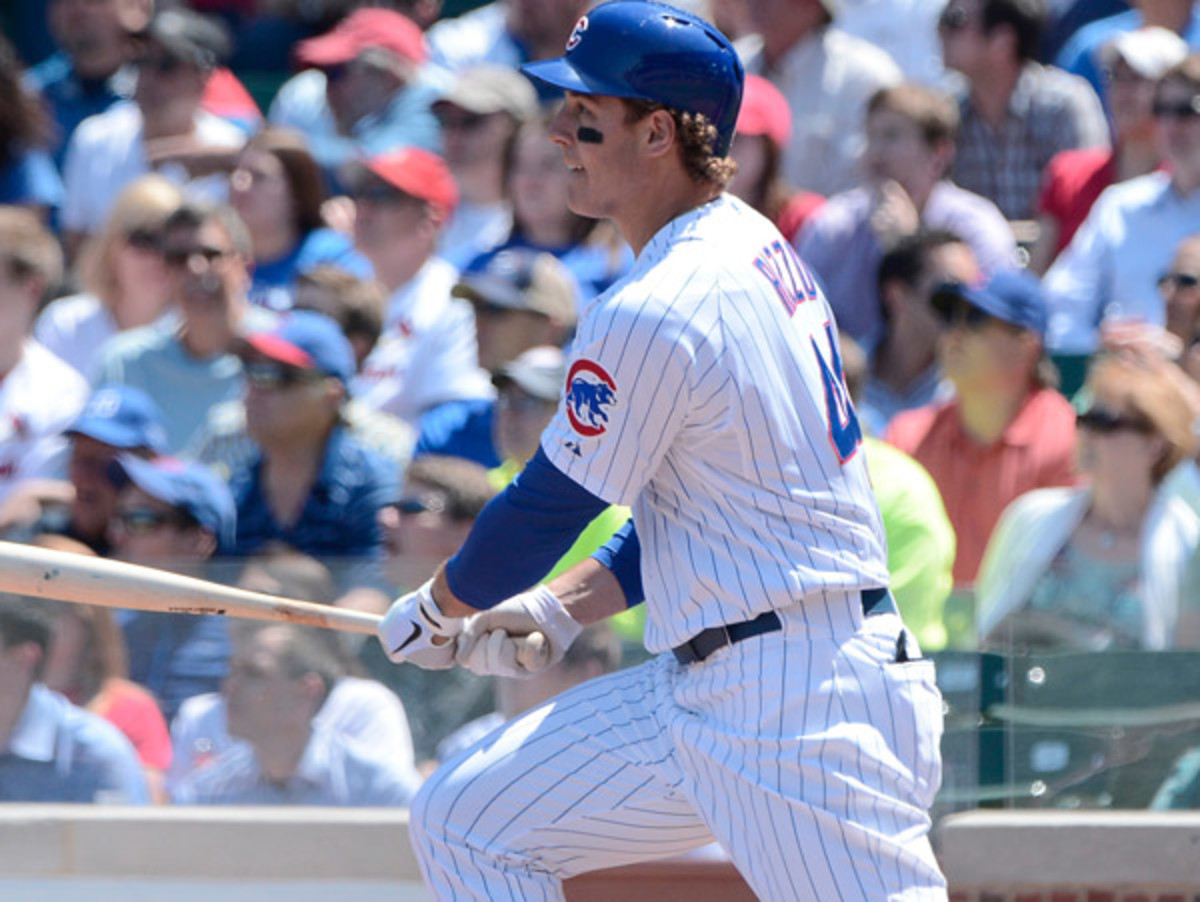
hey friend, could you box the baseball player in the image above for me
[379,3,947,899]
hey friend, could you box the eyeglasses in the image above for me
[390,493,448,516]
[938,5,973,32]
[1076,407,1154,435]
[1158,271,1200,291]
[113,507,192,535]
[436,111,491,131]
[1151,97,1200,120]
[125,228,164,254]
[243,360,323,391]
[163,244,234,268]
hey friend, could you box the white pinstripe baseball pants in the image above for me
[410,609,947,900]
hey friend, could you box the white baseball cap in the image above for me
[1100,27,1189,80]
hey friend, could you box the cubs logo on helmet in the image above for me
[565,359,617,437]
[565,15,588,50]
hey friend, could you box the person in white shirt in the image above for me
[0,207,89,508]
[348,149,493,426]
[59,8,244,259]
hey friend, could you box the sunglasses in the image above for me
[125,228,164,254]
[350,183,420,206]
[1075,407,1154,435]
[113,507,192,535]
[1158,271,1200,291]
[436,111,491,131]
[496,391,553,414]
[390,493,448,516]
[1151,97,1200,120]
[244,360,323,391]
[134,54,187,75]
[935,298,993,331]
[163,244,234,268]
[938,5,973,32]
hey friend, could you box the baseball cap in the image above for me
[521,1,744,157]
[296,8,426,68]
[737,74,791,149]
[1100,27,1189,80]
[67,386,168,454]
[359,147,459,218]
[137,8,231,70]
[111,455,237,550]
[452,250,579,325]
[240,310,356,385]
[931,270,1047,336]
[435,65,540,120]
[492,346,567,402]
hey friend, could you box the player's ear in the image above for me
[642,108,678,159]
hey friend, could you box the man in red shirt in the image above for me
[885,270,1078,587]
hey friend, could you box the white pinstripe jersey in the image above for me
[543,194,889,652]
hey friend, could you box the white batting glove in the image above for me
[455,585,582,678]
[378,580,466,669]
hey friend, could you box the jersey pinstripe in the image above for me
[544,195,889,652]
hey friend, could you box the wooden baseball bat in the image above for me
[0,540,380,635]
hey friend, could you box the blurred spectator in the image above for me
[1056,0,1200,99]
[1162,233,1200,381]
[1030,26,1188,274]
[1040,0,1128,64]
[860,229,982,436]
[0,35,63,218]
[941,0,1110,220]
[434,64,539,270]
[482,114,634,303]
[22,0,151,166]
[368,453,498,761]
[39,574,172,803]
[488,346,564,476]
[977,352,1200,651]
[0,385,167,555]
[109,453,236,721]
[0,594,148,803]
[728,74,825,244]
[415,251,577,466]
[886,271,1077,588]
[840,334,956,651]
[426,0,592,75]
[267,7,441,180]
[168,548,419,798]
[1044,53,1200,355]
[229,128,372,311]
[229,311,396,605]
[0,207,89,505]
[171,622,419,805]
[59,8,245,258]
[348,149,493,425]
[190,267,416,484]
[738,0,903,196]
[834,0,949,85]
[36,175,183,380]
[438,622,622,763]
[798,82,1016,345]
[93,201,260,454]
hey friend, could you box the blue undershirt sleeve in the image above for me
[590,519,644,607]
[443,446,610,609]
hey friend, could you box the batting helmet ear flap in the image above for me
[522,1,744,156]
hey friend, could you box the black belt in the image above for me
[671,587,896,666]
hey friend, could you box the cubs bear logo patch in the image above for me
[565,359,616,437]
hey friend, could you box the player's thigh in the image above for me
[412,657,714,879]
[667,623,946,900]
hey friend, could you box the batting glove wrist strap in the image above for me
[378,580,466,669]
[520,584,583,653]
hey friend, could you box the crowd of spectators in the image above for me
[1,0,1200,813]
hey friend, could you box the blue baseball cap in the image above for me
[67,386,168,453]
[111,455,237,551]
[931,270,1048,336]
[240,310,355,385]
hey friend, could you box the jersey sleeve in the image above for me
[542,298,701,507]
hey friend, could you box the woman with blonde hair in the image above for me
[977,352,1200,651]
[35,174,183,379]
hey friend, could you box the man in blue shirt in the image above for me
[0,595,147,802]
[229,311,396,604]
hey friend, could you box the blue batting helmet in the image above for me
[522,1,744,157]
